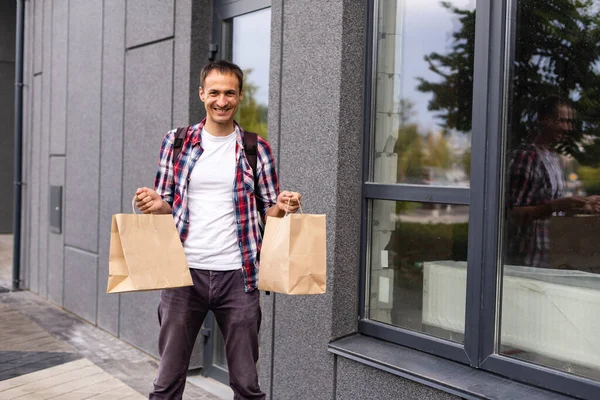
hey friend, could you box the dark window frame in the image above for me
[211,0,271,62]
[359,0,600,398]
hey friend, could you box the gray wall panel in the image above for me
[172,0,191,126]
[119,39,174,357]
[188,0,210,124]
[0,0,15,233]
[64,247,98,323]
[98,0,126,336]
[65,0,102,252]
[0,0,16,62]
[33,0,43,74]
[336,357,460,400]
[173,0,206,368]
[271,0,344,396]
[21,0,34,288]
[118,291,160,357]
[330,0,364,340]
[48,156,65,305]
[50,0,69,156]
[29,75,43,294]
[0,63,15,234]
[259,0,283,391]
[125,0,174,49]
[267,0,365,398]
[38,0,54,299]
[122,40,174,209]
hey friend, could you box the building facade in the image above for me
[16,0,600,399]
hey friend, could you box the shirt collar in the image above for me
[190,118,246,148]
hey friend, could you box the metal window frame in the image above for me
[359,0,600,397]
[211,0,271,61]
[358,0,491,365]
[476,0,600,397]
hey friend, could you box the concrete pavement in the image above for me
[0,235,223,400]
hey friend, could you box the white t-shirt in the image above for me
[183,127,242,270]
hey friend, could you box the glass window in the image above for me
[499,0,600,381]
[372,0,475,186]
[232,8,271,139]
[366,0,475,345]
[369,200,469,342]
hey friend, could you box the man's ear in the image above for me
[199,86,205,102]
[239,90,243,102]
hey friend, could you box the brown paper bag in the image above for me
[258,213,326,294]
[107,199,193,293]
[550,215,600,273]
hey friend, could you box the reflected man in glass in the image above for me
[506,96,600,268]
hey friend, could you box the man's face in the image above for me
[199,71,243,126]
[540,105,575,145]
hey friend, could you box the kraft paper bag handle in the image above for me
[131,194,159,230]
[274,197,303,237]
[131,195,138,214]
[285,197,303,216]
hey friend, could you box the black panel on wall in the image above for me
[0,0,16,233]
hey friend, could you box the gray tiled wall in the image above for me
[48,156,65,306]
[63,247,98,324]
[259,0,365,399]
[97,0,126,337]
[64,0,103,253]
[49,0,68,156]
[122,39,174,208]
[336,357,460,400]
[125,0,175,49]
[22,0,198,357]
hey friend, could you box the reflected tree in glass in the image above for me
[236,69,268,139]
[418,1,600,159]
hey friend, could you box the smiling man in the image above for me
[135,60,301,400]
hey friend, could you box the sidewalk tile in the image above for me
[0,359,90,391]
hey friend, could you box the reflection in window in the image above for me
[369,200,469,342]
[373,0,475,186]
[500,0,600,381]
[232,8,271,139]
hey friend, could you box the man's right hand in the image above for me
[135,187,169,214]
[549,196,588,213]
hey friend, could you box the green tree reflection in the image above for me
[237,69,268,139]
[418,1,600,158]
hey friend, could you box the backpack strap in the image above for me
[243,131,258,180]
[172,127,189,163]
[243,131,263,212]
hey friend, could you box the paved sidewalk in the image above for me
[0,236,222,400]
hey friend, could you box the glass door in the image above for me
[202,0,271,384]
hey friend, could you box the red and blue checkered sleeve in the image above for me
[154,130,176,206]
[508,148,536,208]
[255,136,279,216]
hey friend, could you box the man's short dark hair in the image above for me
[200,60,244,92]
[537,95,570,121]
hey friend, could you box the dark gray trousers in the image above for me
[149,269,265,400]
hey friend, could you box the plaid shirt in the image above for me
[154,118,279,292]
[506,144,564,268]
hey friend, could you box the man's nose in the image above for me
[215,95,228,106]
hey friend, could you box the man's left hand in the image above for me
[277,191,302,214]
